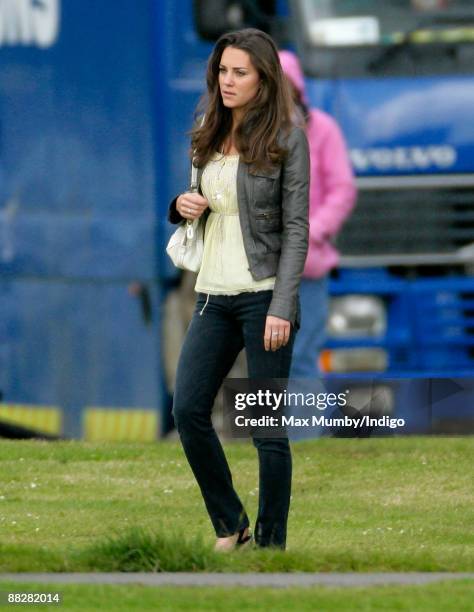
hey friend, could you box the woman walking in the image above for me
[168,28,309,551]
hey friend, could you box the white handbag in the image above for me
[166,155,204,273]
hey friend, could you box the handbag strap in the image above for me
[189,114,206,193]
[186,115,205,238]
[190,162,199,193]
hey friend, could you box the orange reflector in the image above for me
[318,350,332,373]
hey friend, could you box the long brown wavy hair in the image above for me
[190,28,295,171]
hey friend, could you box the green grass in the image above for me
[0,437,472,572]
[0,581,473,611]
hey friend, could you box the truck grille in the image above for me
[337,178,474,257]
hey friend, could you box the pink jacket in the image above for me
[279,51,357,278]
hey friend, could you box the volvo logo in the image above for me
[350,146,457,172]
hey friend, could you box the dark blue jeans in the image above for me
[172,290,296,549]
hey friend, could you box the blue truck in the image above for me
[1,0,473,438]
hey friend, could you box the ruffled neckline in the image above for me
[212,151,239,160]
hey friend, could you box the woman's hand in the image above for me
[176,192,209,220]
[264,315,291,351]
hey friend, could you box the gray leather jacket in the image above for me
[168,126,310,327]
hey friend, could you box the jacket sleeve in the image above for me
[309,115,356,243]
[267,126,310,324]
[168,196,185,224]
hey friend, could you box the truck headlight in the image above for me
[328,296,386,338]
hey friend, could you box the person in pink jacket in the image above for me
[279,50,357,378]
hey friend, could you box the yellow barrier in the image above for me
[83,408,159,441]
[0,403,62,435]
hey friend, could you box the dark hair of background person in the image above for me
[190,28,296,171]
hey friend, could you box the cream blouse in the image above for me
[194,152,276,295]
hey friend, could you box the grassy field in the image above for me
[0,437,472,573]
[0,580,473,611]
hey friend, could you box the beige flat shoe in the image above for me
[214,527,253,553]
